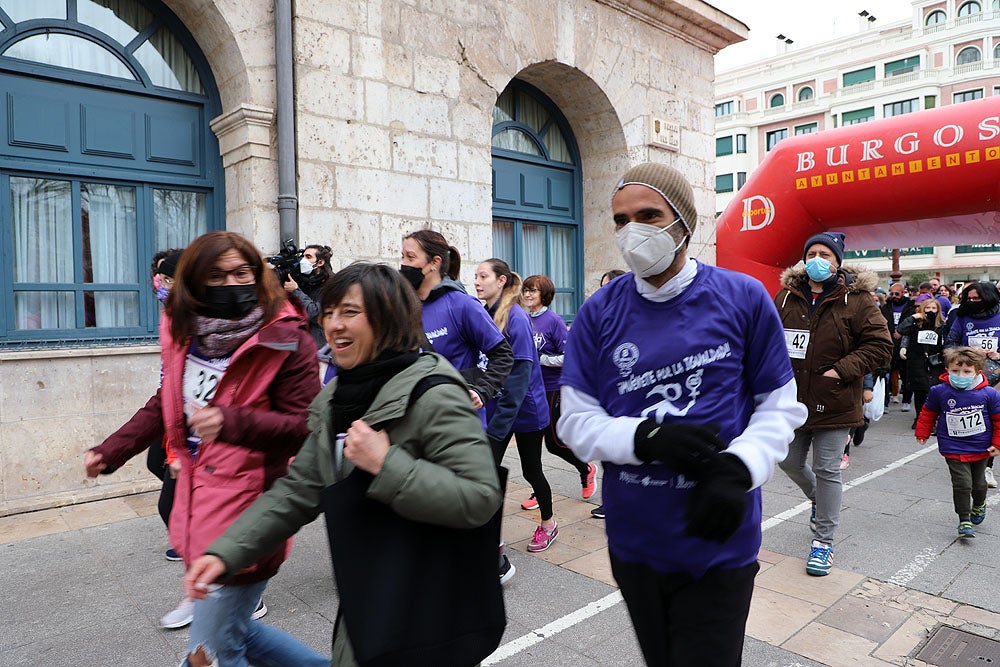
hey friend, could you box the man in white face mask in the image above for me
[557,162,807,666]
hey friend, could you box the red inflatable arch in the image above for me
[716,96,1000,294]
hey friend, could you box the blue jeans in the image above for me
[185,579,328,667]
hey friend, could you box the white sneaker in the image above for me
[251,597,267,620]
[987,468,997,489]
[160,597,195,629]
[901,403,911,412]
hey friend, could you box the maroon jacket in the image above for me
[91,300,319,583]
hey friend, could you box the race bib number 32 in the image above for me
[784,329,809,359]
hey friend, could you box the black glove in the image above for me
[684,453,752,543]
[633,420,726,480]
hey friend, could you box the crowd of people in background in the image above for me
[81,159,1000,666]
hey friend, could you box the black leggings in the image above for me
[544,391,590,479]
[492,429,553,521]
[145,439,176,528]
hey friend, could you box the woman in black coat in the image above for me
[897,298,947,428]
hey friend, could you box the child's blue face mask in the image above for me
[805,257,834,282]
[948,373,975,390]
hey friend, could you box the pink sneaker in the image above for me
[527,522,558,552]
[520,494,539,510]
[839,453,850,470]
[581,463,597,499]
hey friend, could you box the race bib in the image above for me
[945,411,986,438]
[968,334,998,352]
[183,356,227,418]
[784,329,809,359]
[916,330,938,345]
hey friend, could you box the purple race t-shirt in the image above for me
[421,288,505,426]
[529,307,568,393]
[924,381,1000,457]
[486,304,549,433]
[561,263,794,576]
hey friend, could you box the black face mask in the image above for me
[399,265,425,291]
[198,284,259,319]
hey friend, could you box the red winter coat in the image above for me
[91,300,319,584]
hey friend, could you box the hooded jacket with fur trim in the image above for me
[774,264,893,429]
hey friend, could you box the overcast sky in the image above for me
[709,0,917,71]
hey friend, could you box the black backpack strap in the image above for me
[407,374,467,410]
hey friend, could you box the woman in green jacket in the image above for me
[185,262,504,667]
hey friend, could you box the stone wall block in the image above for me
[365,80,390,126]
[297,70,362,119]
[413,53,461,97]
[91,355,160,414]
[2,416,96,503]
[386,87,452,136]
[1,358,94,422]
[391,133,458,178]
[429,178,490,224]
[298,117,391,170]
[458,143,492,184]
[353,35,384,79]
[336,167,429,218]
[384,43,414,88]
[299,0,364,32]
[295,20,351,74]
[297,161,337,208]
[555,0,576,65]
[379,215,429,258]
[399,5,462,60]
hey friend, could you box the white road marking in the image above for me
[481,591,624,665]
[887,485,1000,585]
[485,442,940,663]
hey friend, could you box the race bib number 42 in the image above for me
[784,329,809,359]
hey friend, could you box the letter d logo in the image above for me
[741,195,775,231]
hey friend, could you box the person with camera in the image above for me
[283,244,333,348]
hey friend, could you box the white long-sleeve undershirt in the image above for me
[557,379,806,490]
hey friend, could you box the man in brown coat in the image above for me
[774,232,892,576]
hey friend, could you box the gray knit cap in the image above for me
[614,163,698,234]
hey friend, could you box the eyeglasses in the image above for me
[889,292,903,296]
[206,265,256,286]
[522,288,540,294]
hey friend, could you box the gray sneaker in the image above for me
[160,597,195,629]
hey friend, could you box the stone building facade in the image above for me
[0,0,743,515]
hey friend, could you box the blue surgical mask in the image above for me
[805,257,834,282]
[949,373,975,390]
[155,285,170,303]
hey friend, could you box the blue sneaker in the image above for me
[165,548,182,561]
[806,540,834,576]
[958,521,976,538]
[971,504,986,526]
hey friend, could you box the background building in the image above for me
[714,0,1000,287]
[0,0,745,514]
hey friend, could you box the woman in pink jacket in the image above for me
[84,231,326,667]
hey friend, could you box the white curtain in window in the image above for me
[521,224,547,277]
[154,189,207,249]
[10,177,73,329]
[550,225,575,291]
[83,182,137,327]
[3,34,135,79]
[492,221,514,261]
[77,0,153,47]
[0,0,66,22]
[134,26,203,93]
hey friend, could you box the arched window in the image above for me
[925,9,947,25]
[994,43,1000,59]
[492,81,582,318]
[798,87,814,102]
[957,46,982,65]
[0,0,222,346]
[770,93,785,108]
[958,1,982,16]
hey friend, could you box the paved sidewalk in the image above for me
[3,406,1000,665]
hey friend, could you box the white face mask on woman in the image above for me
[615,220,685,278]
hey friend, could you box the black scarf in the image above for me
[329,351,419,434]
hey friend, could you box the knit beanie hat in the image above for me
[158,250,183,278]
[615,163,698,234]
[802,232,846,266]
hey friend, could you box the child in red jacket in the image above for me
[915,346,1000,538]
